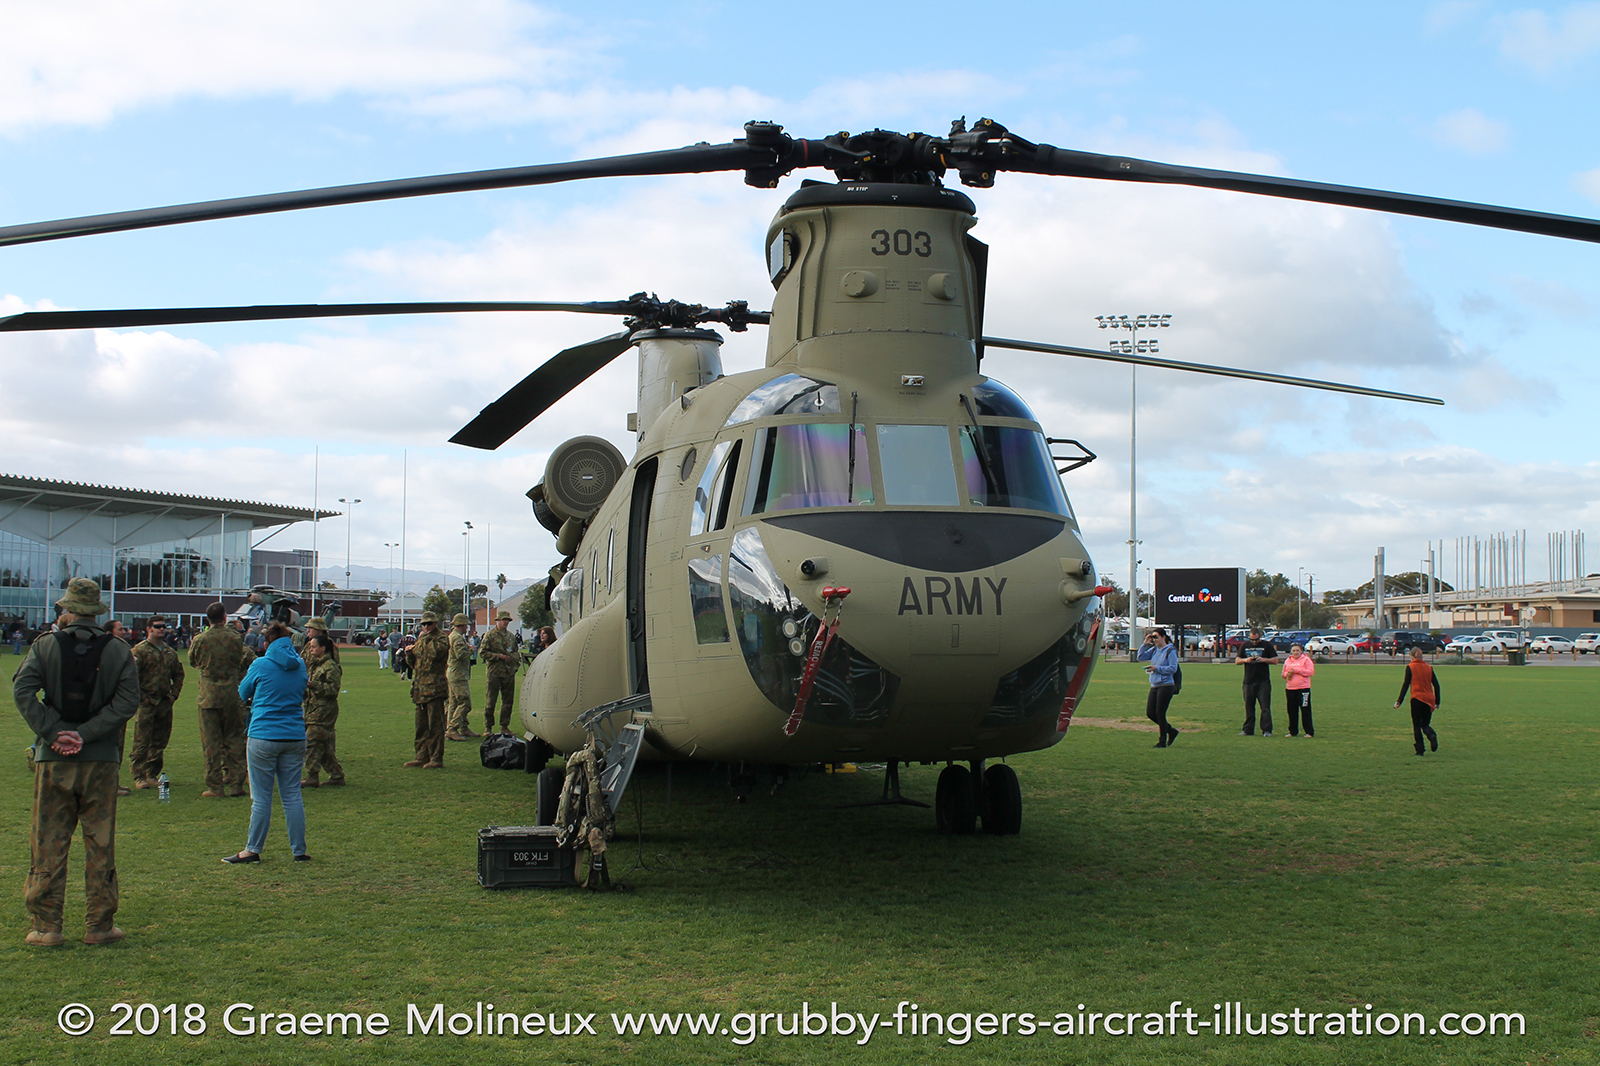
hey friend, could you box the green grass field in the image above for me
[3,651,1597,1064]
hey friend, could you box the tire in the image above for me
[536,767,564,826]
[982,764,1023,836]
[935,764,978,835]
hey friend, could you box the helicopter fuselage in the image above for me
[519,183,1102,764]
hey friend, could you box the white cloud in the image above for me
[1574,166,1600,205]
[1492,3,1600,74]
[0,0,579,134]
[1430,108,1509,154]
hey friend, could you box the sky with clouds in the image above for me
[2,0,1596,598]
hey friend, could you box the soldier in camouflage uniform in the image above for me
[187,602,254,797]
[406,612,449,768]
[304,616,342,662]
[300,633,345,787]
[13,578,140,946]
[444,613,475,741]
[480,609,520,734]
[129,615,185,787]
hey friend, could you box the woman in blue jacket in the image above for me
[223,622,310,863]
[1143,628,1180,748]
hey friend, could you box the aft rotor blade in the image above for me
[0,143,765,248]
[450,331,636,451]
[1010,147,1600,244]
[0,301,637,332]
[982,336,1445,406]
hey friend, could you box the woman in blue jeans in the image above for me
[223,621,310,864]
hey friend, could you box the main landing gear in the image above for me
[935,761,1022,836]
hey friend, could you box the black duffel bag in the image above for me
[480,733,527,770]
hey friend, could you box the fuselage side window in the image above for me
[692,440,733,536]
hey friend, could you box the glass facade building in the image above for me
[1,474,328,634]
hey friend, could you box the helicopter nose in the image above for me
[755,513,1094,681]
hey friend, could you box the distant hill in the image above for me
[317,564,536,601]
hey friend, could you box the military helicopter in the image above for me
[5,119,1598,836]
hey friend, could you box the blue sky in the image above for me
[2,0,1596,594]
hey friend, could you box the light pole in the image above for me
[338,497,361,589]
[462,521,473,621]
[1095,313,1172,659]
[1297,566,1303,629]
[385,542,400,626]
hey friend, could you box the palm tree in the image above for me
[495,572,507,612]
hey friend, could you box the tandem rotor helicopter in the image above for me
[5,118,1599,837]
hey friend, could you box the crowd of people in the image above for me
[1135,623,1440,753]
[11,576,561,947]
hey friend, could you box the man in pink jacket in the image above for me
[1280,643,1315,737]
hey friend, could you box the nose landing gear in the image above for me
[936,760,1022,836]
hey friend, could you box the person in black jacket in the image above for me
[1235,627,1279,736]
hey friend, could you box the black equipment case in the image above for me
[477,825,578,889]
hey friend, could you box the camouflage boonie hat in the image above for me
[419,611,439,624]
[451,613,469,627]
[305,617,329,632]
[56,577,109,616]
[496,609,513,620]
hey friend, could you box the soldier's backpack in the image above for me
[51,630,116,723]
[480,733,527,770]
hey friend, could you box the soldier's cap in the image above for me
[55,577,109,617]
[305,617,329,631]
[419,611,439,624]
[496,609,513,620]
[451,613,469,627]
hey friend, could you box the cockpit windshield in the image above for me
[959,426,1074,517]
[725,374,841,425]
[743,423,873,515]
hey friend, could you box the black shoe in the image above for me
[1166,730,1179,745]
[293,854,312,863]
[1429,733,1438,752]
[1154,741,1167,748]
[221,851,261,864]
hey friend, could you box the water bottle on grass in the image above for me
[158,773,170,804]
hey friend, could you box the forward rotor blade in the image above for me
[982,336,1445,406]
[450,331,636,451]
[0,301,637,332]
[1008,146,1600,244]
[0,143,764,248]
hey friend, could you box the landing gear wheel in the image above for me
[982,763,1022,836]
[935,764,978,835]
[535,767,563,826]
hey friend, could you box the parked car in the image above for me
[1344,634,1381,653]
[1307,635,1356,654]
[1382,630,1449,654]
[1481,629,1525,650]
[1445,634,1504,654]
[1197,633,1218,651]
[1574,633,1600,654]
[1104,631,1131,652]
[1528,635,1575,654]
